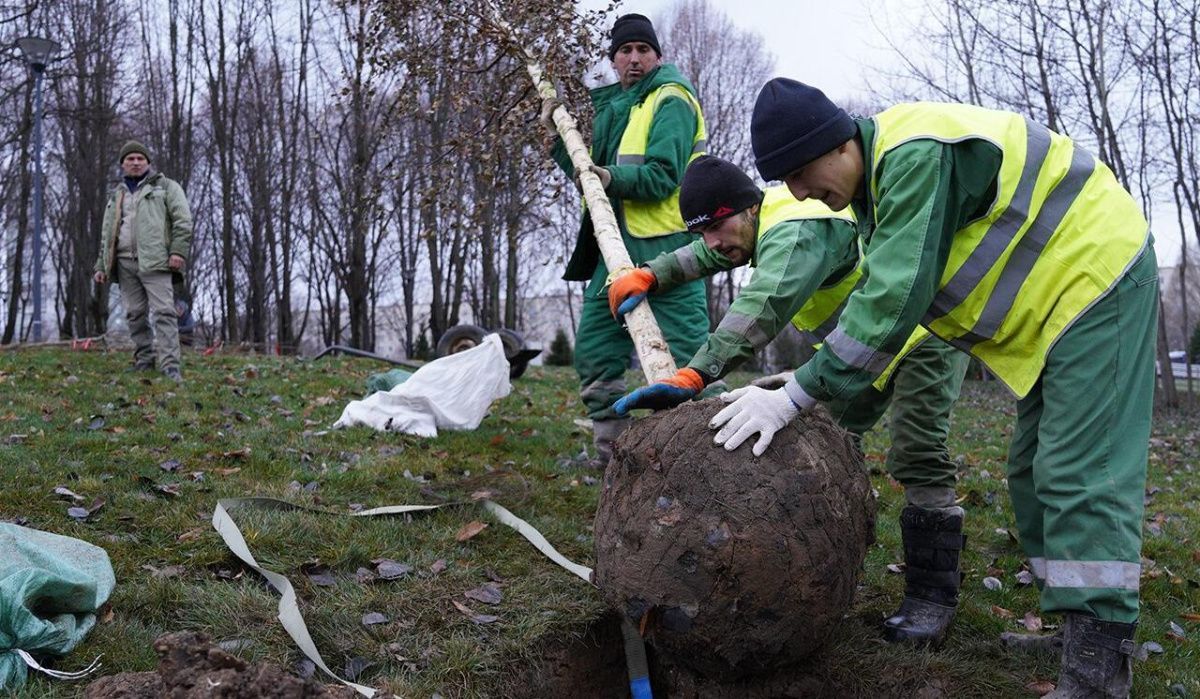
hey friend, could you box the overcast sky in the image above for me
[576,0,1185,265]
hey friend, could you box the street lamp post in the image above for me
[18,36,60,343]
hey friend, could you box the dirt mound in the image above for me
[593,398,876,678]
[84,632,357,698]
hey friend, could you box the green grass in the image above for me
[0,348,1196,697]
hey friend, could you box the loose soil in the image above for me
[593,399,876,678]
[84,632,358,698]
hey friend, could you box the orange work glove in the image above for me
[607,267,657,319]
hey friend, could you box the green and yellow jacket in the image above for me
[552,64,705,282]
[787,104,1149,405]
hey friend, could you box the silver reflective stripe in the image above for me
[615,154,645,165]
[958,145,1096,348]
[719,312,773,349]
[926,119,1052,321]
[1029,557,1047,581]
[798,330,823,347]
[676,246,701,279]
[825,327,895,374]
[1045,560,1140,591]
[692,139,707,154]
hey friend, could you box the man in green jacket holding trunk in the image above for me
[94,141,193,382]
[724,79,1155,697]
[542,13,710,465]
[609,154,970,646]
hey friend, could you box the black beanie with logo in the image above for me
[679,155,764,231]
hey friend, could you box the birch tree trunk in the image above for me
[528,62,677,382]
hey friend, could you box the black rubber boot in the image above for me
[882,505,965,646]
[1045,614,1136,698]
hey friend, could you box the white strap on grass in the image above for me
[481,500,593,584]
[211,496,593,697]
[15,649,102,680]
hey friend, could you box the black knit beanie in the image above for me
[679,155,764,231]
[608,14,661,59]
[118,140,150,163]
[751,78,856,181]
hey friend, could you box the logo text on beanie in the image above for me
[684,213,711,229]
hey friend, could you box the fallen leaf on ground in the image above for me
[154,483,182,498]
[214,467,241,476]
[452,600,499,625]
[886,563,905,574]
[464,583,503,605]
[1025,679,1055,695]
[982,576,1003,591]
[456,521,488,542]
[990,605,1014,619]
[222,447,251,459]
[177,527,206,542]
[361,612,389,626]
[159,459,181,472]
[355,567,376,584]
[1016,570,1035,586]
[1023,612,1043,632]
[87,416,105,430]
[144,564,185,579]
[302,563,336,587]
[430,559,447,574]
[343,656,372,681]
[52,486,85,503]
[373,559,412,580]
[1181,613,1200,622]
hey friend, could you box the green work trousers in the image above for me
[829,337,969,492]
[575,260,709,420]
[117,256,180,371]
[1005,247,1158,623]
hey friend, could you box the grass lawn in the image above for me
[0,347,1197,697]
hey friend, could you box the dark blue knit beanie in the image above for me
[608,14,661,59]
[752,78,856,181]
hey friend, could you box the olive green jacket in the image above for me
[94,172,193,280]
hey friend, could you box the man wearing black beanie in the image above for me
[541,13,710,467]
[609,155,969,648]
[734,78,1156,696]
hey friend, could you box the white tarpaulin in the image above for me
[333,333,511,436]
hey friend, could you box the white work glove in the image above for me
[709,386,801,457]
[750,371,793,390]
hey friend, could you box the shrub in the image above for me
[546,327,573,366]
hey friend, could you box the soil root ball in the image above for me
[593,398,876,677]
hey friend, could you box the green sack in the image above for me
[0,523,116,689]
[365,368,412,396]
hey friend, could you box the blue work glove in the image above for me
[613,368,705,415]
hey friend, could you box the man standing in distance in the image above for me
[94,141,193,383]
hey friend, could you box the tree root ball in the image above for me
[593,398,876,678]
